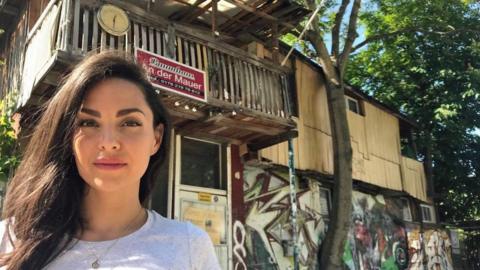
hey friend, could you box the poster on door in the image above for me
[181,199,226,245]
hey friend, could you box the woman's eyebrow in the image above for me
[79,108,145,117]
[80,108,100,117]
[117,108,145,116]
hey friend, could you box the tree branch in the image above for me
[338,0,361,78]
[331,0,350,60]
[304,0,340,86]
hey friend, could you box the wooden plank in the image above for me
[119,34,125,52]
[262,69,271,115]
[56,0,67,50]
[206,47,216,98]
[227,55,235,105]
[141,25,147,50]
[109,35,115,49]
[243,62,251,109]
[184,39,190,66]
[273,74,281,117]
[81,9,89,53]
[215,51,224,100]
[176,37,183,63]
[202,45,208,71]
[72,0,80,51]
[271,72,280,116]
[190,41,196,68]
[237,60,246,108]
[247,63,256,109]
[155,30,162,55]
[133,23,139,49]
[281,75,289,117]
[255,67,265,113]
[149,27,155,52]
[100,30,106,51]
[196,43,203,70]
[167,25,176,59]
[92,10,98,50]
[220,53,229,101]
[125,26,131,52]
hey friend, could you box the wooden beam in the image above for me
[222,0,295,29]
[248,130,298,151]
[211,0,217,37]
[170,0,207,21]
[222,0,281,33]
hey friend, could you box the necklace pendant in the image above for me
[92,259,100,269]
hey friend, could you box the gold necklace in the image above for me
[83,208,146,269]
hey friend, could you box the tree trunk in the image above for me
[319,80,353,269]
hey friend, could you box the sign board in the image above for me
[135,48,207,102]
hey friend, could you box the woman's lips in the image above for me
[93,159,127,170]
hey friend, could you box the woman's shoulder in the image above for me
[147,210,205,236]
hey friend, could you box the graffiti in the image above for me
[238,166,327,269]
[406,227,424,269]
[344,191,409,270]
[424,230,453,270]
[406,226,455,270]
[236,166,456,270]
[233,220,247,270]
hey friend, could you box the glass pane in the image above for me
[348,99,359,114]
[181,137,222,189]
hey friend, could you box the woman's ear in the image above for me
[151,123,164,155]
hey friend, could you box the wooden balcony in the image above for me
[19,0,297,147]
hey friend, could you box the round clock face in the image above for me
[97,4,130,36]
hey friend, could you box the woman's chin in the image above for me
[86,177,138,194]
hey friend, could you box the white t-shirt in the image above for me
[0,210,221,270]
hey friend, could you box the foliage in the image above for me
[0,101,19,182]
[346,0,480,222]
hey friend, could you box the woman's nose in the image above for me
[98,127,120,151]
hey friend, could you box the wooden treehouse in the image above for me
[3,0,309,149]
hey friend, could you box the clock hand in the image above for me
[113,15,117,28]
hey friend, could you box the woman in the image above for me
[0,51,221,270]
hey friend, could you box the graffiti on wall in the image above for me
[343,191,409,270]
[406,225,454,270]
[233,166,328,269]
[234,165,455,270]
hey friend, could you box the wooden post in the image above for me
[272,22,279,64]
[166,23,176,60]
[211,0,217,38]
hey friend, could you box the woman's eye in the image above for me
[78,119,98,127]
[122,120,142,127]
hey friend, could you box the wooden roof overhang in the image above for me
[118,0,310,46]
[15,0,306,149]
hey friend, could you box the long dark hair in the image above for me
[0,50,171,269]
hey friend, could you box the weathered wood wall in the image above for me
[260,59,428,201]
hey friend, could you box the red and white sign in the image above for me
[135,48,207,102]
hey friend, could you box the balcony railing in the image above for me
[20,0,294,123]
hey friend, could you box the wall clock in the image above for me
[97,4,130,36]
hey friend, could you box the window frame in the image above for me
[420,204,436,223]
[401,198,412,222]
[177,135,227,193]
[345,95,362,115]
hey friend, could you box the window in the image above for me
[319,188,331,217]
[401,198,412,221]
[180,137,227,190]
[345,96,361,114]
[420,204,436,223]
